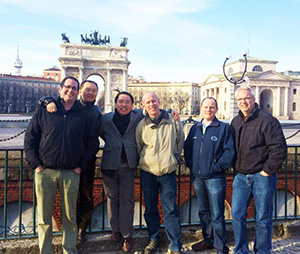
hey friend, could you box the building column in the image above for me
[284,87,288,117]
[255,86,259,104]
[208,89,212,97]
[276,87,281,116]
[213,88,217,99]
[78,67,84,83]
[105,68,112,112]
[123,69,127,91]
[61,67,66,80]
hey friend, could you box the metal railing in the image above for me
[0,145,299,239]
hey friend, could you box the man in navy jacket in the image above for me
[184,97,235,254]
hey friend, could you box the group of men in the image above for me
[24,76,287,254]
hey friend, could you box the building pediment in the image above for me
[202,74,223,85]
[249,70,293,81]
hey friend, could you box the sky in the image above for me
[0,0,300,83]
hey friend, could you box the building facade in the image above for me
[43,66,62,82]
[0,74,60,113]
[128,76,200,115]
[200,57,300,120]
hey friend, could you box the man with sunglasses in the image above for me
[24,77,97,254]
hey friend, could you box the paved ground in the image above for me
[1,220,300,253]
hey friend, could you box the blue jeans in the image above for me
[141,170,182,251]
[231,172,278,254]
[193,177,229,254]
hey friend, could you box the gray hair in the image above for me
[235,86,255,98]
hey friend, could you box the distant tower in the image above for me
[14,45,23,75]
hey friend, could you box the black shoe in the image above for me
[111,231,122,242]
[191,240,213,251]
[77,229,87,243]
[144,240,161,254]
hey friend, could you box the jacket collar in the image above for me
[145,109,169,125]
[198,116,220,128]
[238,103,259,122]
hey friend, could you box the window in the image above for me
[224,101,226,110]
[293,102,296,111]
[224,88,227,93]
[252,65,263,72]
[228,67,233,75]
[293,89,297,95]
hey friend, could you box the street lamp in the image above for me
[223,52,248,85]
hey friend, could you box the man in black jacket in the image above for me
[24,77,96,254]
[230,86,287,254]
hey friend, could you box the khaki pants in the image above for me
[35,168,80,254]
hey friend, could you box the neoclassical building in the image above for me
[200,57,300,120]
[128,76,200,115]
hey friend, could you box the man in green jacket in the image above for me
[136,92,184,254]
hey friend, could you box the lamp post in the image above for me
[223,52,248,85]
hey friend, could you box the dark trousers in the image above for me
[77,156,96,232]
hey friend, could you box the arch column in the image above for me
[78,67,84,83]
[61,67,66,80]
[105,68,112,112]
[123,69,128,91]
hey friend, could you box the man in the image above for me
[231,86,287,254]
[99,91,143,253]
[135,92,184,254]
[38,80,101,243]
[24,77,96,254]
[184,97,234,253]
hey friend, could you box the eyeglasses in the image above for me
[236,96,253,103]
[63,85,78,91]
[117,99,132,105]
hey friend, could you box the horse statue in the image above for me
[61,33,70,43]
[120,37,128,47]
[80,34,86,44]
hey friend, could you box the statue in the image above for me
[61,33,70,43]
[79,30,111,46]
[120,37,128,47]
[80,34,86,44]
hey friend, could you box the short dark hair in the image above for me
[60,76,80,90]
[80,80,98,90]
[114,91,134,104]
[200,97,218,108]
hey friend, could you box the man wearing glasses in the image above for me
[24,77,96,254]
[230,86,287,254]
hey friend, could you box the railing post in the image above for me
[18,150,23,237]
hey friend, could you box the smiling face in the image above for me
[115,94,133,116]
[79,81,98,102]
[236,89,255,117]
[142,92,160,119]
[201,98,218,122]
[58,78,79,105]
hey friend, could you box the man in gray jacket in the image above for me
[99,91,143,253]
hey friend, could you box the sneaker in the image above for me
[111,231,122,242]
[144,240,161,254]
[122,237,133,253]
[77,229,87,243]
[192,240,214,251]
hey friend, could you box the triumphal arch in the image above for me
[58,43,130,112]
